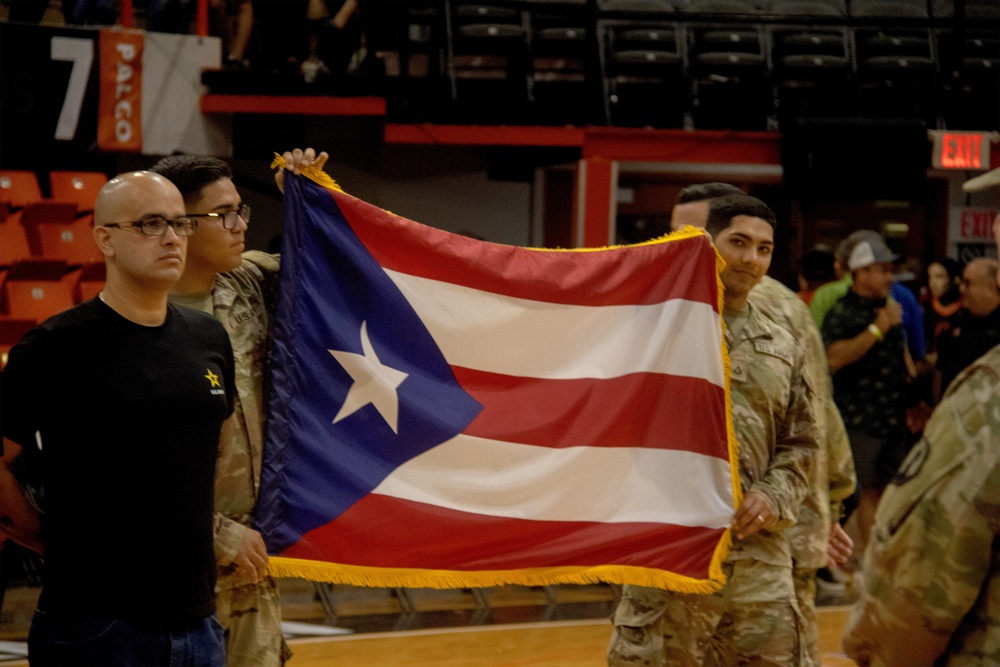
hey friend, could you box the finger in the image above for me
[313,151,330,171]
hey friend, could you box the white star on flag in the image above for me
[329,320,409,433]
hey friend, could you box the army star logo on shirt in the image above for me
[205,369,221,388]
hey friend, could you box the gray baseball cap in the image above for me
[844,233,899,271]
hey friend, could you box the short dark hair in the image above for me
[148,155,233,204]
[704,194,777,237]
[676,182,743,205]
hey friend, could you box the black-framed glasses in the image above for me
[103,216,198,237]
[187,203,251,229]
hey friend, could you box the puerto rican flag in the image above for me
[256,170,737,593]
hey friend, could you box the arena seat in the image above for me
[48,170,109,217]
[687,24,770,130]
[527,1,595,125]
[600,21,686,127]
[0,170,44,226]
[2,259,74,323]
[770,27,854,126]
[447,1,532,123]
[0,221,33,268]
[19,201,100,266]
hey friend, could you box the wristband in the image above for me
[867,323,883,341]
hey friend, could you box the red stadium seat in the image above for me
[49,171,109,215]
[2,259,74,323]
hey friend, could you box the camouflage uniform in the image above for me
[843,343,1000,667]
[171,251,291,667]
[751,276,857,665]
[609,303,819,666]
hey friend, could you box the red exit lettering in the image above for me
[960,210,997,239]
[941,133,983,169]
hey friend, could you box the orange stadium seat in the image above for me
[49,171,109,215]
[2,259,74,323]
[20,201,100,265]
[0,220,33,267]
[0,170,44,225]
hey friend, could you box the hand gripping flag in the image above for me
[257,164,740,593]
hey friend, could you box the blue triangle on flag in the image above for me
[259,176,483,553]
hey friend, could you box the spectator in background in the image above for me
[822,232,911,564]
[922,258,964,365]
[216,0,255,69]
[842,167,1000,667]
[810,231,926,366]
[797,244,837,305]
[934,257,1000,400]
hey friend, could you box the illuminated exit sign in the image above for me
[931,131,991,170]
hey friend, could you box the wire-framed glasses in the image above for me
[103,216,198,237]
[186,203,251,229]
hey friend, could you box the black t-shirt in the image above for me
[1,299,234,625]
[822,290,908,439]
[937,305,1000,395]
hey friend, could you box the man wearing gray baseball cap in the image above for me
[821,231,911,561]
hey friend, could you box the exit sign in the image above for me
[931,131,991,170]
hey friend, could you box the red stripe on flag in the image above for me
[332,190,719,308]
[282,495,726,579]
[455,367,729,459]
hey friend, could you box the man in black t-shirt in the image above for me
[822,232,910,561]
[0,171,234,667]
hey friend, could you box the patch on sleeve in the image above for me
[753,340,792,364]
[891,437,929,485]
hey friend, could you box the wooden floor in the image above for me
[0,578,857,666]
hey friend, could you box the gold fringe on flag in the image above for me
[267,557,727,595]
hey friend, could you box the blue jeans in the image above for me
[28,610,224,667]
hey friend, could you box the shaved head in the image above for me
[94,171,185,228]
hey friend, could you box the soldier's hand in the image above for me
[732,491,776,540]
[275,147,330,193]
[232,527,270,585]
[826,522,853,567]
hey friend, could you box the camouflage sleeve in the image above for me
[824,399,856,520]
[843,358,1000,666]
[241,250,282,315]
[214,512,251,566]
[752,350,819,528]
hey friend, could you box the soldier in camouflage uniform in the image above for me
[608,194,819,666]
[750,274,856,665]
[150,150,327,666]
[843,167,1000,666]
[673,184,858,664]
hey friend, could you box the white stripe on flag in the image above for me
[385,270,724,385]
[372,435,734,528]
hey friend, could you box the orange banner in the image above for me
[97,29,143,152]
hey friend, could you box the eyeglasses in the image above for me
[103,216,198,237]
[186,203,251,230]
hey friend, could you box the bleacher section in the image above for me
[198,0,999,131]
[0,170,108,367]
